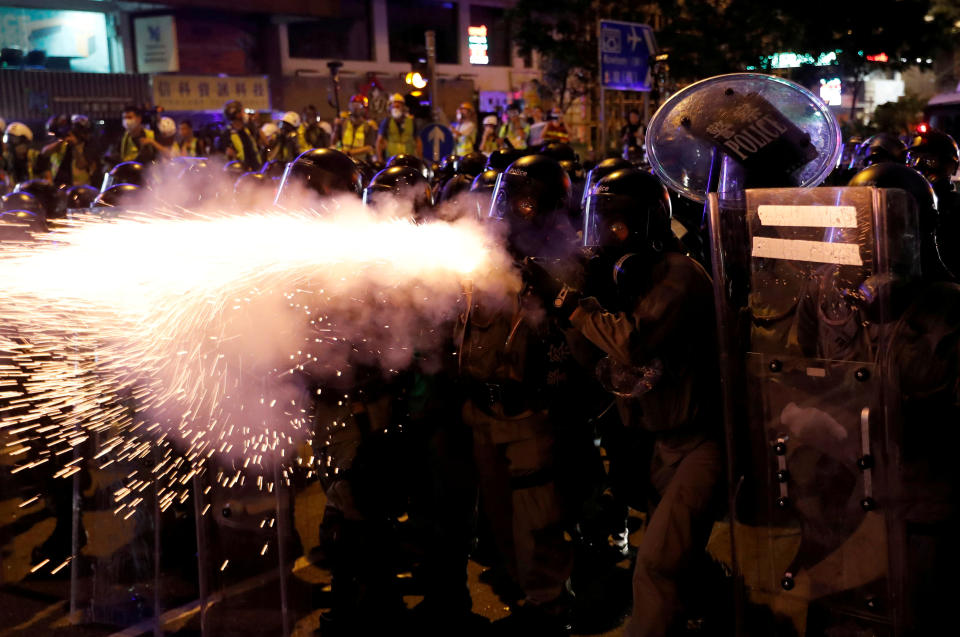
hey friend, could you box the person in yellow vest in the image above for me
[497,102,529,150]
[1,121,39,184]
[451,102,477,156]
[115,105,155,164]
[336,95,378,163]
[39,114,99,187]
[222,100,262,172]
[176,120,205,157]
[278,111,310,163]
[376,93,422,163]
[478,115,500,154]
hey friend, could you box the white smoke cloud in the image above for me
[0,173,519,510]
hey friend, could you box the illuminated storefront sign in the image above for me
[819,77,842,106]
[769,50,839,69]
[468,25,488,65]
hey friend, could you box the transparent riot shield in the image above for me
[709,186,920,636]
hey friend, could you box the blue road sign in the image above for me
[419,124,454,162]
[599,20,656,92]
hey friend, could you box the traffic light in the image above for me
[405,71,427,89]
[406,49,429,90]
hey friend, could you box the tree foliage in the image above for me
[508,0,955,111]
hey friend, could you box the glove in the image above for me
[522,257,581,320]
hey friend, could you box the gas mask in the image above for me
[391,108,404,119]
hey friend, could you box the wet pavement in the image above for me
[0,469,647,636]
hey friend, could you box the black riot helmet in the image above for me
[583,168,674,256]
[234,170,268,194]
[848,163,937,232]
[223,100,243,123]
[538,142,578,162]
[852,133,907,170]
[455,151,487,178]
[93,183,143,210]
[434,154,457,186]
[387,154,432,181]
[0,209,45,240]
[14,179,66,219]
[70,114,92,142]
[362,165,433,214]
[848,162,948,281]
[559,159,585,183]
[470,168,500,221]
[489,155,570,227]
[438,172,473,204]
[260,159,287,180]
[2,191,44,217]
[45,114,70,140]
[351,157,377,188]
[65,184,99,211]
[582,157,633,209]
[488,155,574,257]
[485,148,524,172]
[275,148,363,205]
[907,129,960,188]
[223,160,246,179]
[103,161,146,191]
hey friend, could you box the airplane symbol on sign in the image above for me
[627,26,643,52]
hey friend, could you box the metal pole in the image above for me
[327,61,343,116]
[153,454,163,637]
[425,30,440,122]
[704,149,744,637]
[596,20,605,156]
[192,473,209,637]
[69,445,81,619]
[273,463,291,637]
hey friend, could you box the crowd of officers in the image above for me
[1,92,959,637]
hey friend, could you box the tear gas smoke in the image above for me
[0,181,517,518]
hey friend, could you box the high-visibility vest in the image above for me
[498,122,529,150]
[454,121,476,155]
[4,149,39,182]
[341,119,367,150]
[49,144,92,186]
[179,137,201,157]
[229,127,262,170]
[385,115,416,157]
[120,129,154,162]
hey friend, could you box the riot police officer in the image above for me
[849,162,953,282]
[851,132,908,171]
[907,128,960,220]
[526,167,721,637]
[458,154,585,634]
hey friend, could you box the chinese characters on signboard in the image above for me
[151,75,271,111]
